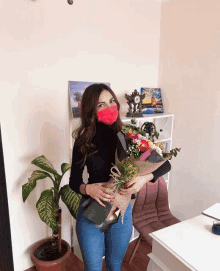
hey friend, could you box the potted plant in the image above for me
[22,155,82,271]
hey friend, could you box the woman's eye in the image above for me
[98,100,115,108]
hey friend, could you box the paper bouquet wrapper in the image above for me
[103,150,171,224]
[133,150,171,176]
[102,178,131,224]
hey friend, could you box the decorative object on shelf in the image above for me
[141,88,164,114]
[141,122,157,137]
[22,156,80,270]
[69,81,111,118]
[125,89,145,117]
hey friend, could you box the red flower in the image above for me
[141,139,148,146]
[126,133,138,139]
[132,133,138,139]
[139,140,149,152]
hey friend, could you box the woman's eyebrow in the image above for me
[98,97,114,104]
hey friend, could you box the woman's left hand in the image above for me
[119,173,154,196]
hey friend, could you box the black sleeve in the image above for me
[69,143,85,195]
[150,160,171,183]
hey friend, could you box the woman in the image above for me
[69,83,171,271]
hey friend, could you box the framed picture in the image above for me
[69,81,111,118]
[141,88,164,114]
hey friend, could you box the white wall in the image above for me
[158,0,220,220]
[0,0,161,269]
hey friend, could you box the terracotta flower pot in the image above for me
[30,237,71,271]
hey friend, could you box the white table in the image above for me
[147,214,220,271]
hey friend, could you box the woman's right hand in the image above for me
[86,183,115,208]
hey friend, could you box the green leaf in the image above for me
[54,174,61,184]
[60,185,82,219]
[36,189,58,231]
[140,131,145,136]
[31,155,57,175]
[22,170,53,203]
[61,163,71,174]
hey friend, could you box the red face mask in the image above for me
[96,104,118,125]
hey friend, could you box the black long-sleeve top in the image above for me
[69,119,171,199]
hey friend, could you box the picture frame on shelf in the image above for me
[141,88,164,114]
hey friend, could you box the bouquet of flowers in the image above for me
[102,120,181,224]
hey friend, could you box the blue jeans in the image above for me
[76,197,133,271]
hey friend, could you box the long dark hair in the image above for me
[72,83,123,168]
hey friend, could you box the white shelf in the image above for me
[121,113,174,121]
[122,115,173,142]
[155,138,172,143]
[125,114,174,244]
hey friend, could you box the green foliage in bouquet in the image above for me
[22,155,81,232]
[110,157,138,193]
[163,148,181,158]
[122,123,146,137]
[148,131,160,142]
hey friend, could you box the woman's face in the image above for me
[96,90,117,113]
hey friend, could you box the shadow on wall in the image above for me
[16,96,68,237]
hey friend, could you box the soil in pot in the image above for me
[34,240,68,261]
